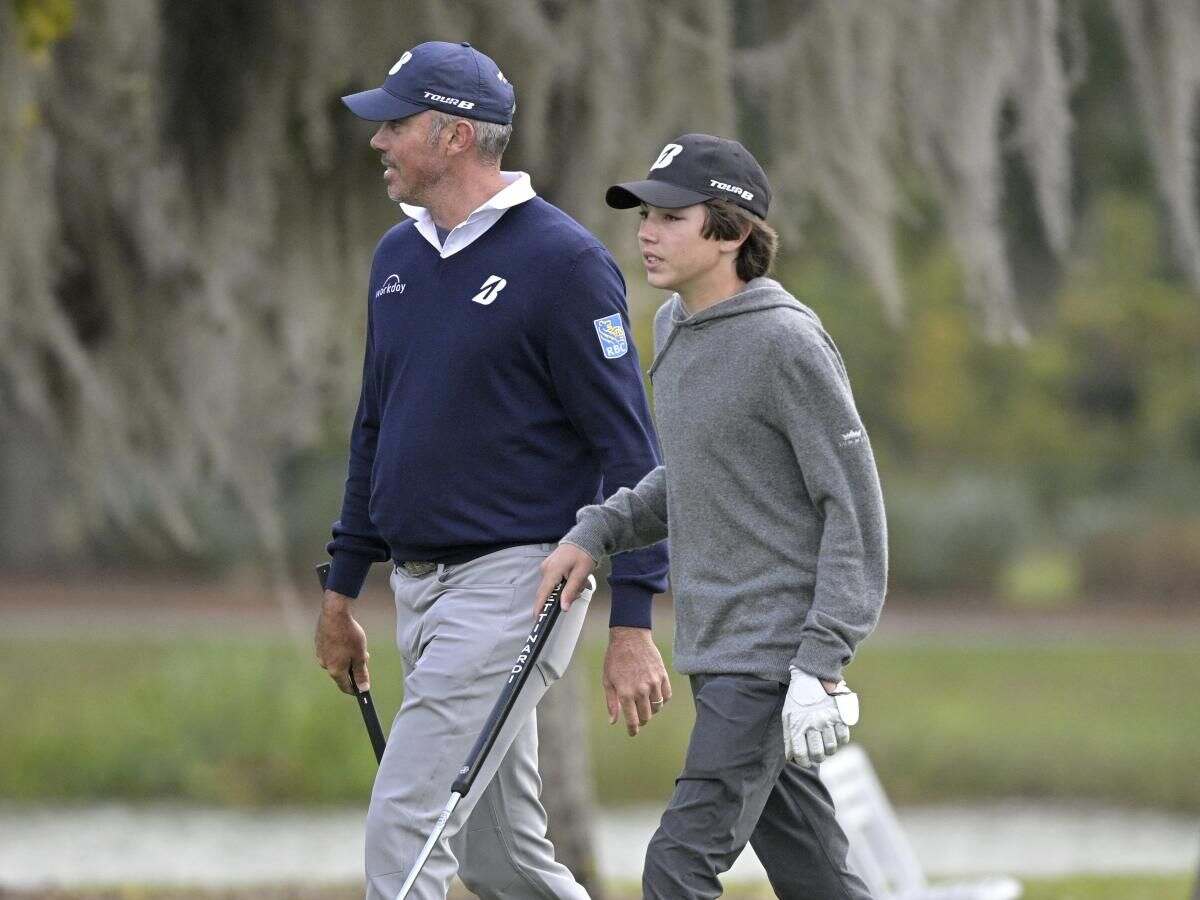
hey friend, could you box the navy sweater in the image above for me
[327,197,669,627]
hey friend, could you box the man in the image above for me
[536,134,886,898]
[315,41,671,900]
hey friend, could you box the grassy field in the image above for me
[0,874,1192,899]
[583,637,1200,809]
[2,632,1199,810]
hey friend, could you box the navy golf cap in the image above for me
[607,133,771,219]
[342,41,516,125]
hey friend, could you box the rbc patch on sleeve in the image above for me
[593,314,629,359]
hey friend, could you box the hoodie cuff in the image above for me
[562,515,609,563]
[325,551,377,599]
[791,635,849,683]
[608,582,653,629]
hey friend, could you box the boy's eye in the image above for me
[664,214,681,222]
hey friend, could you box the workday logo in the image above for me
[471,275,507,305]
[650,143,683,171]
[374,274,407,299]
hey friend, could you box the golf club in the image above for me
[394,574,593,900]
[316,562,387,763]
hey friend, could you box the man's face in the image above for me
[636,203,724,294]
[369,110,447,206]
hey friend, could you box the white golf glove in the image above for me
[782,667,860,767]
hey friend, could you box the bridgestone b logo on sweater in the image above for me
[470,275,507,305]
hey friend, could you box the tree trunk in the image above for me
[538,660,606,898]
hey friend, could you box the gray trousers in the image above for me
[644,673,873,899]
[365,544,591,900]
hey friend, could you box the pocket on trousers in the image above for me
[534,585,591,685]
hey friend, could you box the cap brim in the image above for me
[341,87,428,122]
[606,180,712,210]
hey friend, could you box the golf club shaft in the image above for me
[396,577,576,899]
[316,562,387,763]
[395,792,460,900]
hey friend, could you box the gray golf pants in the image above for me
[364,543,591,900]
[643,673,873,899]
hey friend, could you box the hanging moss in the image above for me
[12,0,75,54]
[159,0,276,178]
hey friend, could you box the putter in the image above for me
[316,562,387,763]
[394,574,593,900]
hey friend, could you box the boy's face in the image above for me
[637,203,728,295]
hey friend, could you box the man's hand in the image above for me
[533,543,597,618]
[782,667,859,767]
[603,626,672,737]
[315,590,370,695]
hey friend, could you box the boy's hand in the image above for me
[533,543,597,618]
[782,668,858,767]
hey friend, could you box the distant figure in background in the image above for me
[313,41,670,899]
[537,134,887,898]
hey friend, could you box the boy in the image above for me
[536,133,885,898]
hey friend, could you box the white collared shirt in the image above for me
[400,171,537,259]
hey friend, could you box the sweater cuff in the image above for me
[608,582,653,629]
[791,635,849,683]
[325,551,377,599]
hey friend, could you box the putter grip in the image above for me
[450,581,565,796]
[316,562,387,764]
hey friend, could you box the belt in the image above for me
[395,560,438,577]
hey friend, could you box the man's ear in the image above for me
[445,119,476,157]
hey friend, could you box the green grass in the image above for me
[2,634,1199,809]
[585,637,1200,810]
[1021,874,1194,900]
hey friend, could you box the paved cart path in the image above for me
[0,803,1196,889]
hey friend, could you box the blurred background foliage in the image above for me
[3,2,1199,893]
[1,0,1197,605]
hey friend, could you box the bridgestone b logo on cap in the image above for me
[710,179,754,201]
[389,51,413,75]
[650,144,684,171]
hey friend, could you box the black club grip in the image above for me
[450,580,565,796]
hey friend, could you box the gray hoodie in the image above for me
[563,277,887,682]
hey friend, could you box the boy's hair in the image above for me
[701,199,778,282]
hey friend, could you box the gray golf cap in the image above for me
[607,133,771,219]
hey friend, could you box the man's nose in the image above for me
[369,125,387,151]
